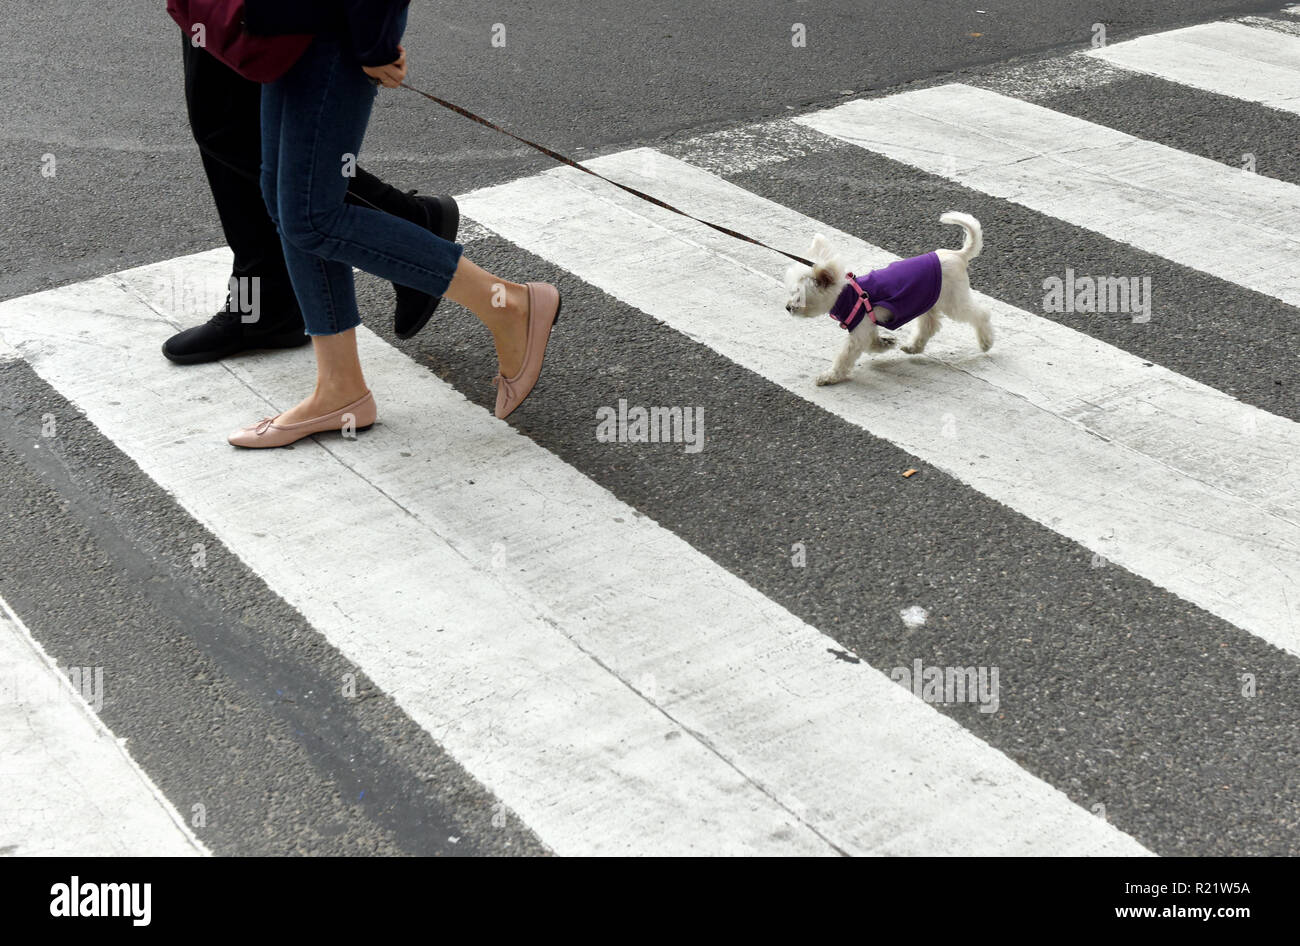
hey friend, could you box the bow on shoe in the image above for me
[253,417,277,436]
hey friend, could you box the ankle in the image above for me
[506,282,529,318]
[312,378,368,404]
[480,282,527,327]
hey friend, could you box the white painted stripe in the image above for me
[1089,22,1300,113]
[793,84,1300,308]
[0,596,208,856]
[0,255,1149,856]
[458,150,1300,657]
[1235,15,1300,39]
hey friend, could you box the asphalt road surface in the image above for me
[1,1,1298,857]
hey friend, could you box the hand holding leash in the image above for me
[363,45,406,88]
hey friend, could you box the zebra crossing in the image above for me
[1087,21,1300,113]
[463,148,1300,658]
[1,14,1297,856]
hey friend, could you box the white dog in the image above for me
[783,212,993,385]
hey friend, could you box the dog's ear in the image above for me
[808,233,832,260]
[811,262,838,290]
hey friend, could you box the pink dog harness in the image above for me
[829,252,943,332]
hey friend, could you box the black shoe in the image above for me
[394,192,460,340]
[161,305,310,365]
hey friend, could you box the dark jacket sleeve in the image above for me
[341,0,410,67]
[244,0,343,36]
[244,0,409,68]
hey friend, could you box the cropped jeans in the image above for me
[260,18,463,336]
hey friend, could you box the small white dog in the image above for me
[783,212,993,385]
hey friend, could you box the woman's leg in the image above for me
[267,260,534,427]
[264,36,533,426]
[304,328,369,414]
[443,259,531,381]
[296,260,541,424]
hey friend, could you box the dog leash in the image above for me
[399,81,815,267]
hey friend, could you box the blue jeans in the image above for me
[260,23,463,336]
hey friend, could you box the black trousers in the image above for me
[181,37,425,323]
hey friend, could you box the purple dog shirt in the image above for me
[828,252,943,331]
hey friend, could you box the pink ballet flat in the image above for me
[493,282,562,420]
[228,391,377,448]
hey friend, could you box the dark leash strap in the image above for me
[399,82,815,267]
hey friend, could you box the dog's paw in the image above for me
[901,344,924,355]
[815,371,846,386]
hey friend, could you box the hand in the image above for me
[362,45,406,88]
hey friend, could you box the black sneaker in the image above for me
[394,192,461,340]
[161,304,310,365]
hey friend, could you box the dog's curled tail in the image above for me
[940,212,982,263]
